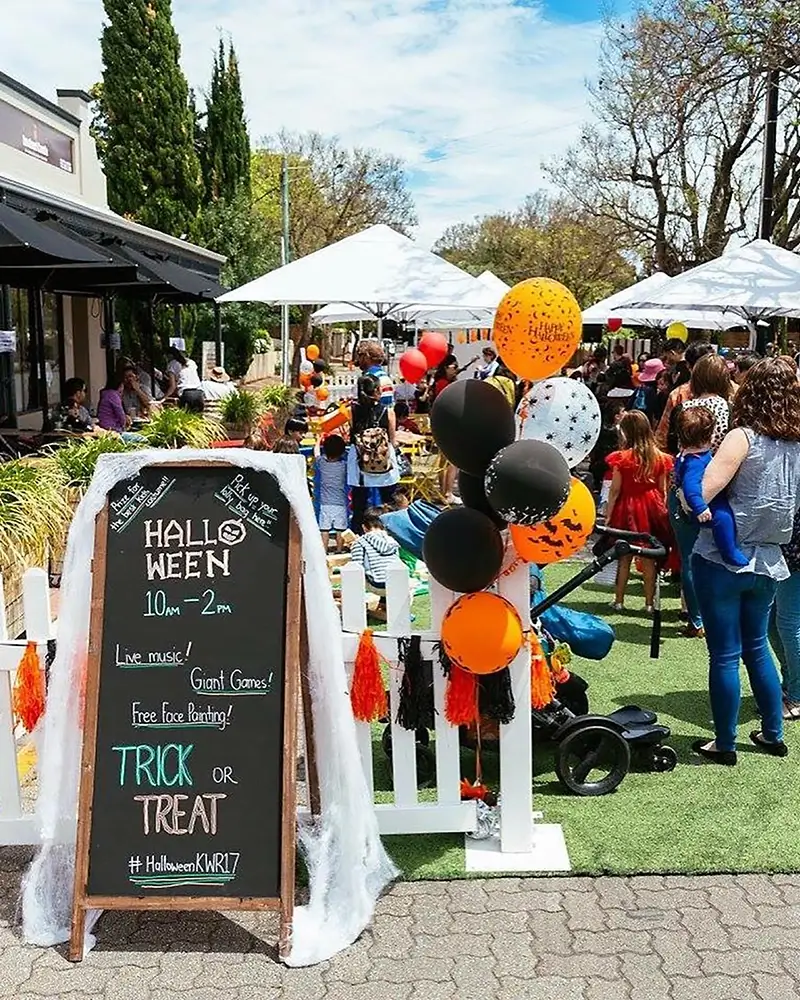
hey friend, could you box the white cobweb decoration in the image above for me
[21,449,397,967]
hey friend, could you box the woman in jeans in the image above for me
[668,353,733,638]
[769,508,800,720]
[692,357,800,765]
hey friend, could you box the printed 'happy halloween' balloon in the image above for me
[517,377,601,468]
[510,477,596,564]
[492,277,582,382]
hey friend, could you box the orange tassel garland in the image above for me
[444,662,477,727]
[350,629,388,722]
[530,633,555,711]
[13,641,46,734]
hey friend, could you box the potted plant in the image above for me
[219,389,263,439]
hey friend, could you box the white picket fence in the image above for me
[339,557,535,852]
[327,371,359,403]
[0,569,54,846]
[0,561,538,857]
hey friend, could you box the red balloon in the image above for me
[418,331,449,368]
[399,348,429,383]
[607,317,623,332]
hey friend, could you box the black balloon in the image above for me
[484,440,570,527]
[431,380,515,477]
[423,507,504,593]
[458,471,506,528]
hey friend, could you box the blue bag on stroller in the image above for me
[530,565,615,661]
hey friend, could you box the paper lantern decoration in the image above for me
[431,380,515,477]
[607,317,623,333]
[667,321,688,343]
[456,332,467,344]
[419,331,449,368]
[458,470,506,528]
[517,377,601,468]
[441,593,523,675]
[316,386,330,402]
[399,348,429,384]
[485,439,570,526]
[510,478,596,564]
[306,344,320,362]
[423,508,504,592]
[492,277,582,382]
[299,360,314,376]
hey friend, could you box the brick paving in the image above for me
[1,847,800,999]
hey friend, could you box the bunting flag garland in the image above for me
[439,645,477,727]
[396,636,433,732]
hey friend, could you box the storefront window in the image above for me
[11,288,62,413]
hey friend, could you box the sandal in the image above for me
[610,601,625,612]
[749,731,788,756]
[691,739,737,766]
[680,624,705,639]
[783,702,800,721]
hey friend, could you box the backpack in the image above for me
[353,405,391,474]
[630,386,649,413]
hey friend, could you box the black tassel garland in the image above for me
[478,668,516,725]
[396,636,434,731]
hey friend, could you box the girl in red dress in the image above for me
[605,410,673,612]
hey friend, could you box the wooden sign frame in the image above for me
[70,462,304,962]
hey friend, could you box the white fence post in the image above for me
[0,575,23,829]
[429,580,462,805]
[497,560,534,853]
[385,559,417,805]
[340,562,375,793]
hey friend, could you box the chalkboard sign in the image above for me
[70,462,303,960]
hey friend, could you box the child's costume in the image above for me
[674,450,747,567]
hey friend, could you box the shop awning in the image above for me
[0,202,114,267]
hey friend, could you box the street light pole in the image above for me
[280,155,291,386]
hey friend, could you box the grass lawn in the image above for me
[379,560,800,879]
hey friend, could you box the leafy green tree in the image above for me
[98,0,202,235]
[200,40,251,201]
[192,194,280,376]
[435,192,636,307]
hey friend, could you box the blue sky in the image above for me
[3,0,607,245]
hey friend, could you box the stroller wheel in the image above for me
[382,727,436,788]
[381,726,393,759]
[555,723,630,796]
[649,746,678,772]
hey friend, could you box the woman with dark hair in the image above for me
[165,346,204,412]
[432,355,459,399]
[347,374,399,533]
[668,353,734,637]
[691,357,800,765]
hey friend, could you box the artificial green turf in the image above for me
[380,561,800,879]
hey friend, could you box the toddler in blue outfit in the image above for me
[674,406,747,567]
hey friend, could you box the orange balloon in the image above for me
[306,344,320,361]
[510,477,596,565]
[441,593,523,675]
[299,373,312,388]
[492,277,582,381]
[316,386,329,401]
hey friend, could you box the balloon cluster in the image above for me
[299,344,330,401]
[398,331,449,384]
[424,277,597,678]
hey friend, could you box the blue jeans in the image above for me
[669,489,702,629]
[692,555,784,751]
[769,571,800,703]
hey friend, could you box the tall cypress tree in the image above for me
[99,0,202,235]
[201,40,251,201]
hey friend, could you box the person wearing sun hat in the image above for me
[629,357,665,423]
[201,365,237,401]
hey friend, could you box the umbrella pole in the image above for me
[146,299,156,388]
[213,302,222,369]
[34,289,49,430]
[0,283,16,428]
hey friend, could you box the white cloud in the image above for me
[2,0,601,247]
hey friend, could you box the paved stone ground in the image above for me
[2,847,800,1000]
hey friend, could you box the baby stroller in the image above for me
[381,526,676,797]
[524,526,676,796]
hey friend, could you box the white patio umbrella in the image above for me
[582,272,740,331]
[310,268,509,329]
[626,239,800,348]
[218,224,497,322]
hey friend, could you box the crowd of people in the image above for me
[53,350,236,437]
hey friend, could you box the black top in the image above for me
[86,464,290,899]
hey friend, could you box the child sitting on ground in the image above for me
[349,508,400,592]
[674,407,747,567]
[315,434,348,552]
